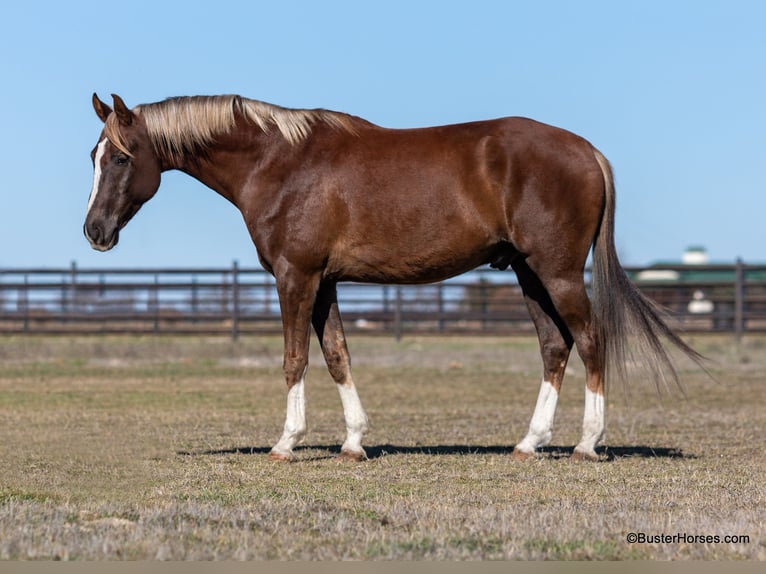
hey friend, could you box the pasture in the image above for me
[0,334,763,560]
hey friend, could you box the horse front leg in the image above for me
[269,270,320,462]
[312,281,369,461]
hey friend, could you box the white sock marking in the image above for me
[515,380,559,453]
[575,386,605,455]
[337,380,368,455]
[87,138,109,216]
[271,377,307,457]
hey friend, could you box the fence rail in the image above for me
[1,261,765,338]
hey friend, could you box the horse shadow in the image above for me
[178,443,692,461]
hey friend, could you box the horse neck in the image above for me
[164,126,291,206]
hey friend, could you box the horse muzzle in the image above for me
[84,221,119,252]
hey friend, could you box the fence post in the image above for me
[437,283,445,333]
[69,260,77,314]
[231,260,240,341]
[191,275,198,322]
[394,286,403,342]
[734,257,745,342]
[22,274,29,333]
[152,273,160,334]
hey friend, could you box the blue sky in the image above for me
[1,0,764,269]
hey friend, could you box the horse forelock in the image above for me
[103,114,134,158]
[130,95,357,164]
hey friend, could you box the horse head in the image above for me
[84,93,161,251]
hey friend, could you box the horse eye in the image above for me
[114,155,129,166]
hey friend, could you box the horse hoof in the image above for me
[571,449,599,462]
[336,448,368,462]
[511,447,536,461]
[268,450,295,462]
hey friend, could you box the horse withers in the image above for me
[84,93,701,462]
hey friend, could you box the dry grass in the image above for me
[0,334,764,560]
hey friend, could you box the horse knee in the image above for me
[283,354,308,386]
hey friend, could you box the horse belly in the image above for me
[330,206,502,284]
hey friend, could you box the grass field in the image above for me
[0,334,763,560]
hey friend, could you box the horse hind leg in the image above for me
[542,271,605,461]
[312,282,369,461]
[511,260,574,460]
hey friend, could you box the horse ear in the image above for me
[111,93,133,127]
[92,93,112,123]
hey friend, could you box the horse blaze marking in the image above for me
[87,137,109,215]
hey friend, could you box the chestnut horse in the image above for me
[84,93,700,462]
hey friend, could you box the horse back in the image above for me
[262,116,603,283]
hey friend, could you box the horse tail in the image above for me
[590,148,704,388]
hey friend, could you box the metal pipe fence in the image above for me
[1,260,765,338]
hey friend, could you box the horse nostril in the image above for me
[84,222,103,245]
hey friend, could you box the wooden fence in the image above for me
[1,261,765,339]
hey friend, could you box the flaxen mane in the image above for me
[104,95,358,163]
